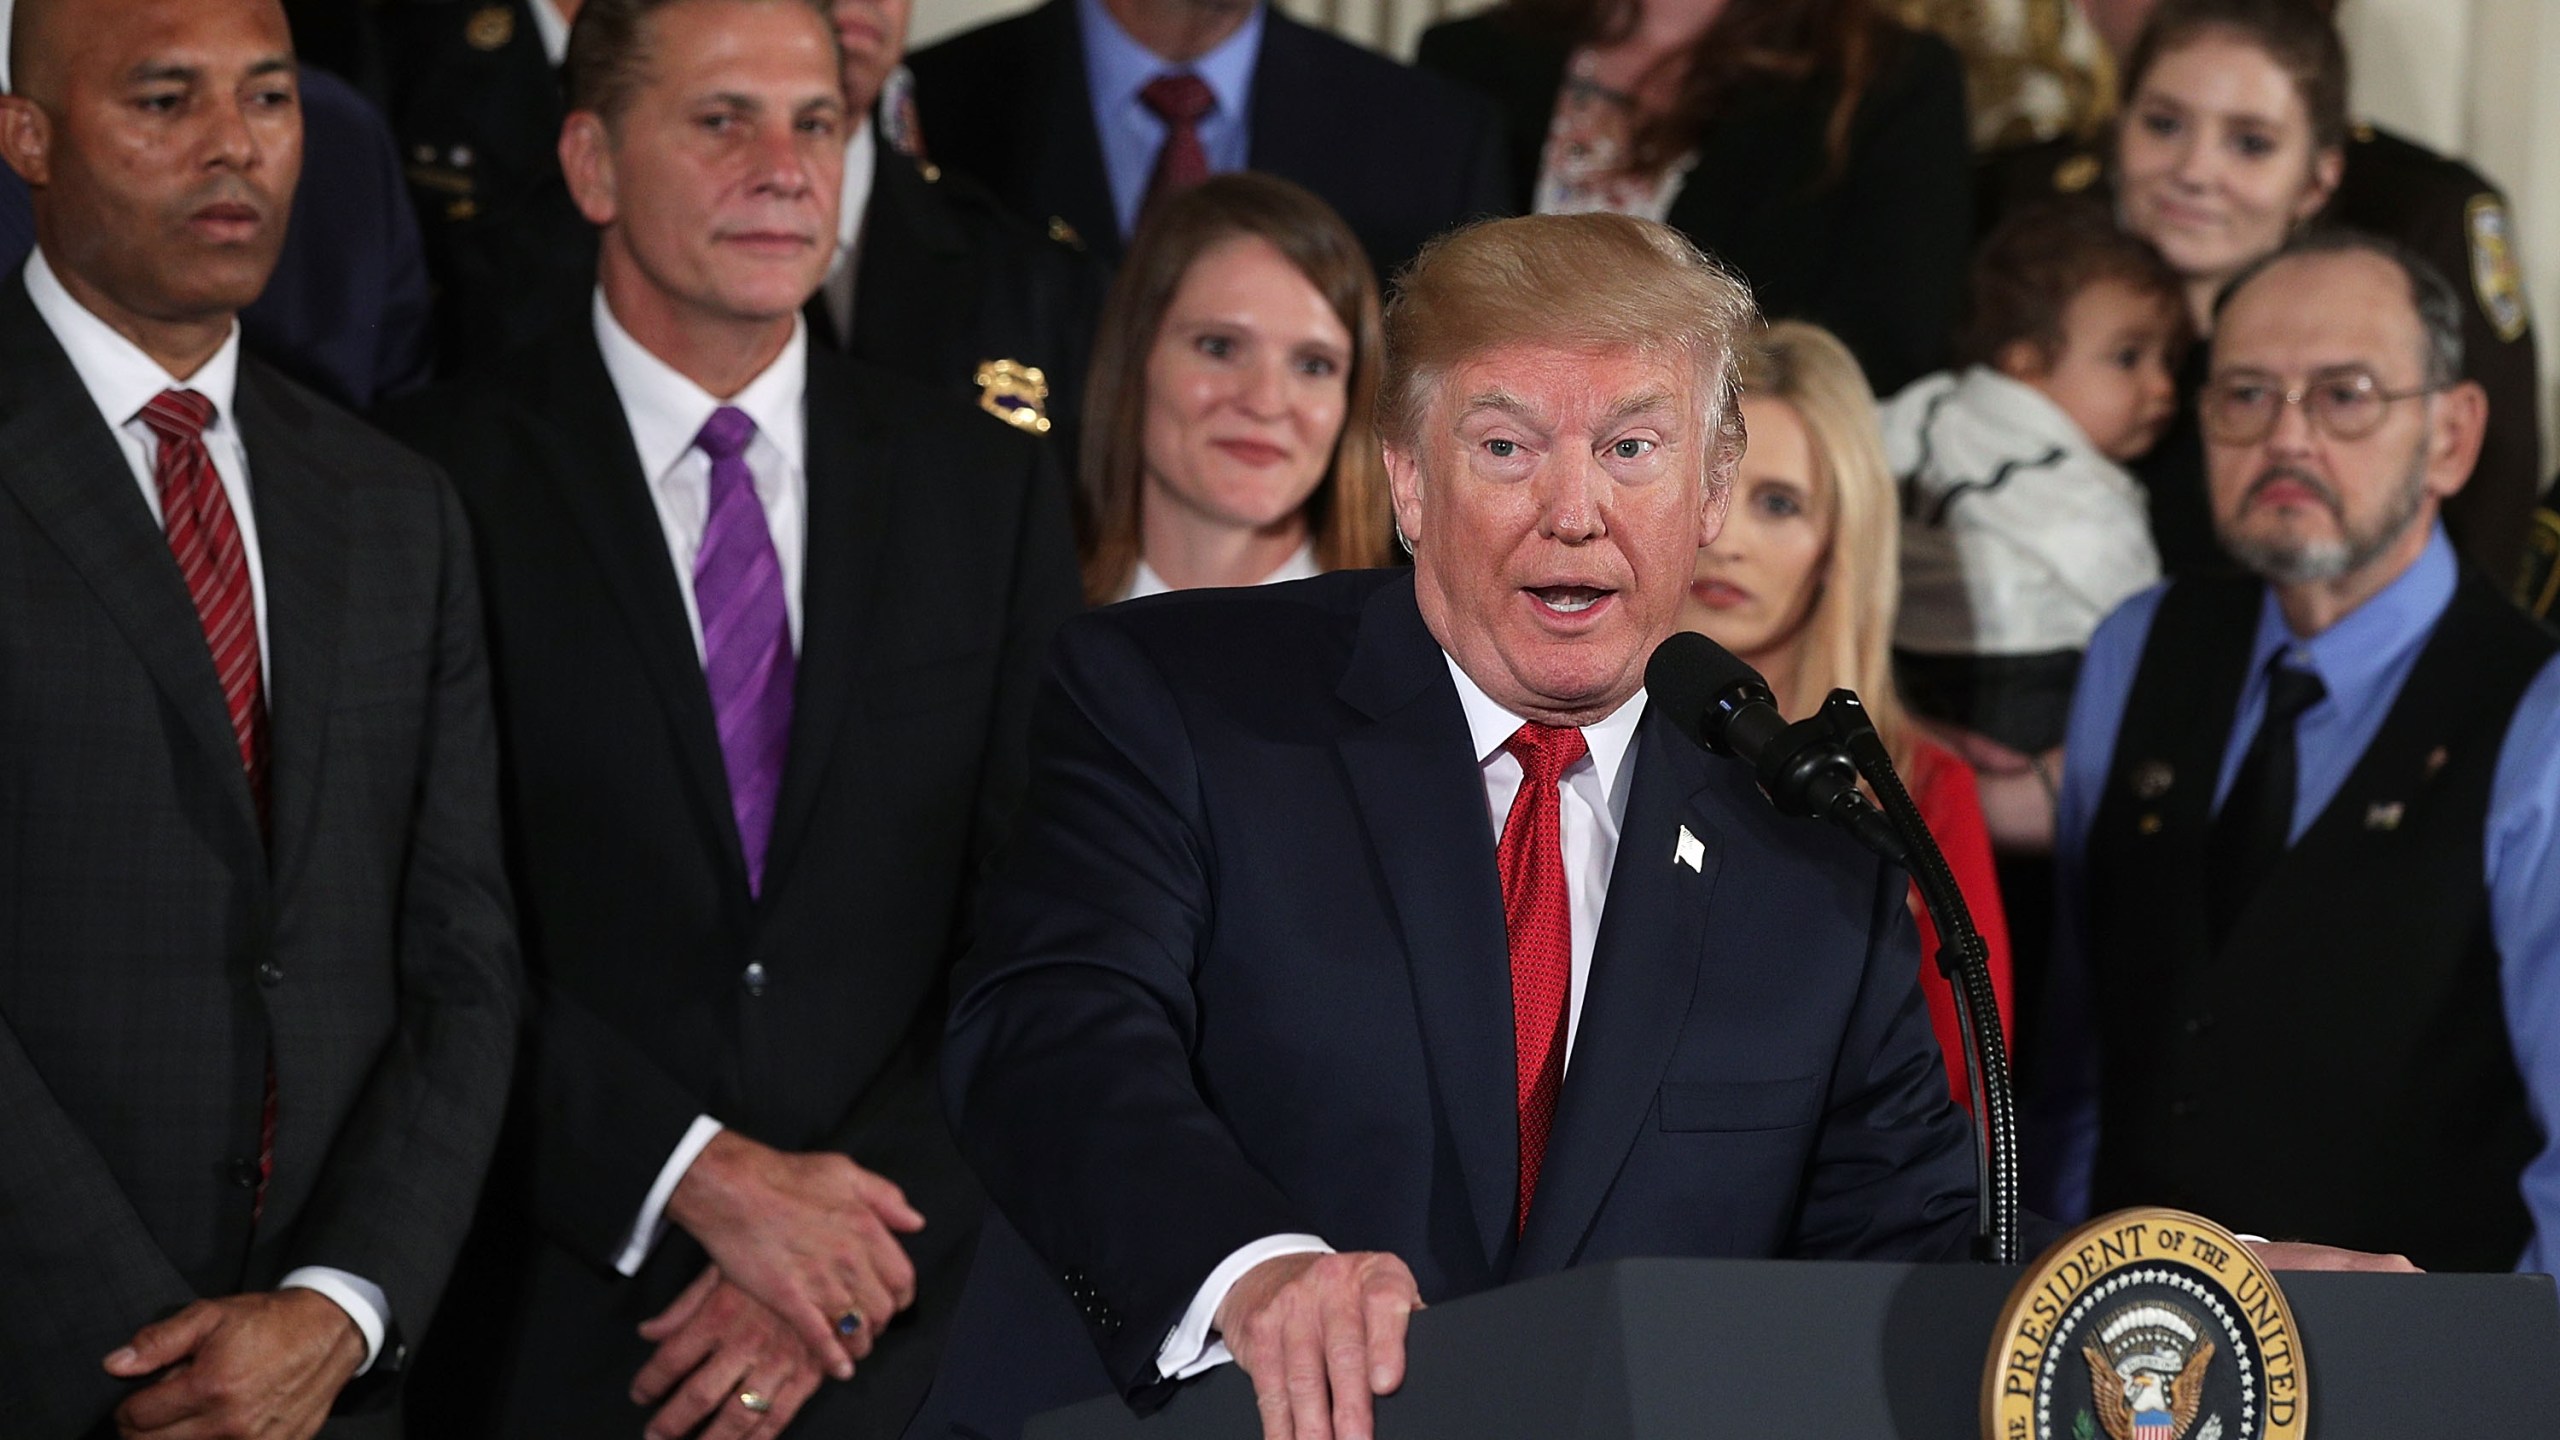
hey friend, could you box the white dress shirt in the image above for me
[589,291,812,1272]
[527,0,572,67]
[1155,664,1648,1379]
[24,247,391,1372]
[818,119,881,344]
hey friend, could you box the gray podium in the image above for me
[1027,1258,2560,1439]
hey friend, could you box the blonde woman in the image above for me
[1681,320,2012,1099]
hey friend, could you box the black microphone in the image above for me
[1645,631,1908,865]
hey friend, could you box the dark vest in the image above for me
[2085,566,2554,1270]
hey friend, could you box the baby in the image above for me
[1884,200,2189,758]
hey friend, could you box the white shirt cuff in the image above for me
[614,1114,726,1277]
[1155,1234,1334,1380]
[279,1267,389,1375]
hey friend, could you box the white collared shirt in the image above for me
[1156,662,1650,1380]
[818,119,881,343]
[25,249,269,683]
[590,290,810,658]
[591,292,812,1273]
[528,0,572,67]
[24,246,392,1373]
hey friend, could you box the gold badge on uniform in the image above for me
[465,5,515,51]
[1985,1209,2307,1440]
[975,359,1052,435]
[2053,153,2103,195]
[2466,195,2530,343]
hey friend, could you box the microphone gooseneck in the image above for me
[1645,632,2022,1264]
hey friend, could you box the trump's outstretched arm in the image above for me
[945,608,1313,1401]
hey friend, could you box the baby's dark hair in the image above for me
[1955,200,2191,372]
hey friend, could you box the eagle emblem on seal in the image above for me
[2085,1304,2216,1440]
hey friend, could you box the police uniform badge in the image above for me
[2465,195,2530,343]
[466,4,516,52]
[975,359,1052,435]
[1986,1209,2306,1440]
[2053,152,2103,196]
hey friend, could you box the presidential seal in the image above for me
[1984,1210,2305,1440]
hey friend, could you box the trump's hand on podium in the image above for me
[2243,1240,2422,1273]
[667,1129,926,1379]
[1214,1251,1423,1440]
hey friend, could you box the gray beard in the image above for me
[2218,442,2431,587]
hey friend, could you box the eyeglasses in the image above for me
[2200,367,2448,445]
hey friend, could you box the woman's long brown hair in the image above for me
[1076,173,1392,605]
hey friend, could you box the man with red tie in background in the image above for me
[380,0,1080,1435]
[0,0,520,1434]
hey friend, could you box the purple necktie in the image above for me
[692,406,795,895]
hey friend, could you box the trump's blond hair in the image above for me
[1379,213,1758,492]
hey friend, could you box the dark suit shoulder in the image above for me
[1261,9,1498,137]
[905,2,1055,94]
[1064,570,1398,702]
[240,355,445,493]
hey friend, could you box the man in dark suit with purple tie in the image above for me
[379,1,1080,1435]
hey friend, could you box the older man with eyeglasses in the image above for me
[2028,228,2560,1280]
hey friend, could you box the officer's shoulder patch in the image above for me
[2465,193,2531,343]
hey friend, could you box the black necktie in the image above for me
[2207,658,2327,943]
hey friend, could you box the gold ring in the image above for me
[737,1389,773,1414]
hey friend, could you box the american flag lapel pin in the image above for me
[1674,825,1705,873]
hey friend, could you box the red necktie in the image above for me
[1498,722,1586,1232]
[141,389,268,823]
[139,388,277,1218]
[1138,73,1214,219]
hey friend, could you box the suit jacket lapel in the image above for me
[0,276,263,851]
[533,328,750,886]
[1513,706,1722,1277]
[1244,13,1328,189]
[758,347,894,892]
[235,365,347,883]
[1334,577,1519,1273]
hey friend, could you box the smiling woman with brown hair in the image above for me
[1077,172,1392,604]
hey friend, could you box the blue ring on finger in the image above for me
[835,1310,863,1338]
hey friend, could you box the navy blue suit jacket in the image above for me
[920,570,1982,1439]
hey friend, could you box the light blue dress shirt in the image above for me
[2034,524,2560,1277]
[1075,0,1262,239]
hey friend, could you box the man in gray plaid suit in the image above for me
[0,0,520,1435]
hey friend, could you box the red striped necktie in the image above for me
[139,387,276,1220]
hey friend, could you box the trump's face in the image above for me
[1390,341,1731,727]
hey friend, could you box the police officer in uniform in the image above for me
[376,0,594,372]
[812,0,1106,456]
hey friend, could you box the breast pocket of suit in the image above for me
[1655,1075,1824,1133]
